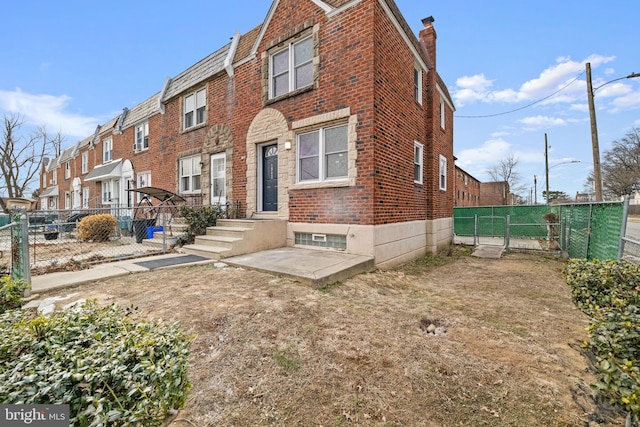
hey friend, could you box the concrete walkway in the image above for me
[29,248,375,294]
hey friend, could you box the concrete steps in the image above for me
[180,218,286,260]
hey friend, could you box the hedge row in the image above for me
[0,301,193,426]
[565,259,640,423]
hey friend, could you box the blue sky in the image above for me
[1,0,638,201]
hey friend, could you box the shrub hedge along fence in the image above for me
[565,259,640,424]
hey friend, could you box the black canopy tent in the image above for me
[126,186,186,242]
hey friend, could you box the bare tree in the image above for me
[487,154,526,204]
[600,127,640,198]
[0,113,54,199]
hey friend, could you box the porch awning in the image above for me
[84,160,122,182]
[40,186,59,197]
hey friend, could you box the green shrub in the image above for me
[77,214,118,242]
[0,275,30,313]
[586,305,640,422]
[566,259,640,422]
[565,259,640,317]
[0,301,193,426]
[178,204,228,244]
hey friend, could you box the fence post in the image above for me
[505,215,511,249]
[474,214,478,246]
[161,208,167,254]
[11,212,31,295]
[618,196,630,261]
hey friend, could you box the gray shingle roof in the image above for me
[121,93,161,130]
[98,115,120,137]
[58,143,79,163]
[162,43,231,101]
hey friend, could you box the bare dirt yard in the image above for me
[41,248,625,426]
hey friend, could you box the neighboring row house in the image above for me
[454,166,480,207]
[39,0,455,268]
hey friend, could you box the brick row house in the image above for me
[454,166,480,207]
[39,0,455,268]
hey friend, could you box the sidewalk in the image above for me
[30,253,216,294]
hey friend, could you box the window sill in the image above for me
[182,122,208,134]
[291,179,349,191]
[134,148,149,154]
[266,84,314,106]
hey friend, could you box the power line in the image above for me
[454,71,585,119]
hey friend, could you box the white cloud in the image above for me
[0,88,101,138]
[455,138,511,175]
[453,54,617,107]
[518,115,567,130]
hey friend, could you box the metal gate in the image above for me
[476,215,507,246]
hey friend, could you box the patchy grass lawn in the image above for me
[42,248,625,426]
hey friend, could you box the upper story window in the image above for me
[440,97,445,129]
[81,152,88,174]
[414,142,423,184]
[414,66,422,104]
[179,155,201,193]
[51,171,57,186]
[65,161,71,179]
[183,89,206,130]
[136,171,151,202]
[270,36,313,99]
[134,122,149,151]
[297,124,348,183]
[439,155,447,191]
[103,138,113,163]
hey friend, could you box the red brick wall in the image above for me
[454,166,480,207]
[231,0,378,224]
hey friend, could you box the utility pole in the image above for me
[534,175,537,204]
[545,133,549,207]
[586,62,603,202]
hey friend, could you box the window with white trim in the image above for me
[270,36,313,99]
[180,155,201,193]
[136,172,151,202]
[82,187,89,208]
[64,191,70,209]
[65,161,71,179]
[414,66,422,104]
[81,152,88,174]
[211,153,226,203]
[439,155,447,191]
[414,142,423,184]
[183,89,206,130]
[103,138,112,163]
[440,97,445,129]
[51,172,57,185]
[102,181,112,204]
[134,121,149,151]
[297,124,348,183]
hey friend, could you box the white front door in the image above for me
[211,153,226,206]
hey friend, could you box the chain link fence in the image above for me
[25,205,185,275]
[454,200,627,261]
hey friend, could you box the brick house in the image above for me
[454,166,480,207]
[39,0,455,268]
[480,182,510,206]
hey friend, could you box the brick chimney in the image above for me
[419,16,436,69]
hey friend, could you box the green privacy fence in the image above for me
[454,201,626,261]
